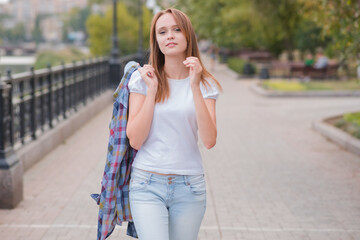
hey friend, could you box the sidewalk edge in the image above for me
[312,119,360,157]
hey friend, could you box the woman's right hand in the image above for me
[138,64,158,94]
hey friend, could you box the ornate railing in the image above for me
[0,54,141,159]
[0,51,145,208]
[0,57,110,153]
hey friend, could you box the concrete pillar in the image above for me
[0,151,23,209]
[0,78,23,209]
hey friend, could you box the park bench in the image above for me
[238,50,273,63]
[290,63,339,79]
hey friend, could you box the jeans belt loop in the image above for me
[147,173,153,184]
[183,175,189,186]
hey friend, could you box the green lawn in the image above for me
[35,47,89,70]
[261,80,360,91]
[335,112,360,139]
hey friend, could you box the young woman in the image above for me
[126,8,222,240]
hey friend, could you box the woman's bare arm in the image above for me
[191,88,217,149]
[126,91,156,150]
[126,65,158,150]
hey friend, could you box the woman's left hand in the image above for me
[183,57,202,88]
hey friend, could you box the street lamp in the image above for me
[109,0,120,86]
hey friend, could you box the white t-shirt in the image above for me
[128,70,219,175]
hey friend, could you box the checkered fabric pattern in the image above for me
[91,61,139,239]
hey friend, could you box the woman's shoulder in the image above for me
[129,69,141,81]
[128,69,147,95]
[200,78,219,100]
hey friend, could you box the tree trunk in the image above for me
[285,38,293,61]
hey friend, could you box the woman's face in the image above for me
[155,13,187,57]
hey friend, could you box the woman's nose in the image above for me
[167,32,174,39]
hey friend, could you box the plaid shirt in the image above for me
[91,61,139,239]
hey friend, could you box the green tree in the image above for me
[174,0,260,50]
[294,19,331,55]
[300,0,360,77]
[32,14,48,45]
[1,22,26,43]
[175,0,304,58]
[11,22,26,42]
[325,0,359,62]
[252,0,303,59]
[68,7,91,32]
[88,0,108,4]
[0,13,27,43]
[86,2,152,56]
[62,6,91,42]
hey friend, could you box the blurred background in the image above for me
[0,0,359,79]
[0,1,360,239]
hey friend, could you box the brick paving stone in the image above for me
[291,231,312,240]
[29,229,49,240]
[275,231,296,240]
[350,232,360,240]
[0,55,360,240]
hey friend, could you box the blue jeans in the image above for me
[129,168,207,240]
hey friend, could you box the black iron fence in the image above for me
[0,54,141,161]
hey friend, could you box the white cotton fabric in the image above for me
[128,70,219,175]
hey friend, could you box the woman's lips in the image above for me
[166,42,177,47]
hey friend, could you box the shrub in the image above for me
[344,112,360,127]
[335,118,346,129]
[335,112,360,139]
[354,128,360,139]
[227,57,256,75]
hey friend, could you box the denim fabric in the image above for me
[129,168,207,240]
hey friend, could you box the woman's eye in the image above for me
[159,31,165,34]
[174,28,181,32]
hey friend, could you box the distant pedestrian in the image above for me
[314,47,329,69]
[304,51,314,66]
[126,8,222,240]
[208,44,218,71]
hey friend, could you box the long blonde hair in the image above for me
[149,8,222,103]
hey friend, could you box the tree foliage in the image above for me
[300,0,360,62]
[86,2,152,56]
[294,19,330,55]
[174,0,259,50]
[5,22,26,43]
[0,14,27,43]
[32,14,50,45]
[174,0,335,59]
[174,0,306,58]
[68,7,91,32]
[252,0,303,59]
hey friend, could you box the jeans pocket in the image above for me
[129,176,149,192]
[189,178,206,195]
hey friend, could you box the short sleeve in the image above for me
[200,79,219,99]
[128,70,147,95]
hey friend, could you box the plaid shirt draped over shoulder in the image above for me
[91,61,139,239]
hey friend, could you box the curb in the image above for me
[250,82,360,98]
[312,118,360,157]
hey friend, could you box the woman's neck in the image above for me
[164,55,189,79]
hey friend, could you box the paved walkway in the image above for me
[1,56,360,240]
